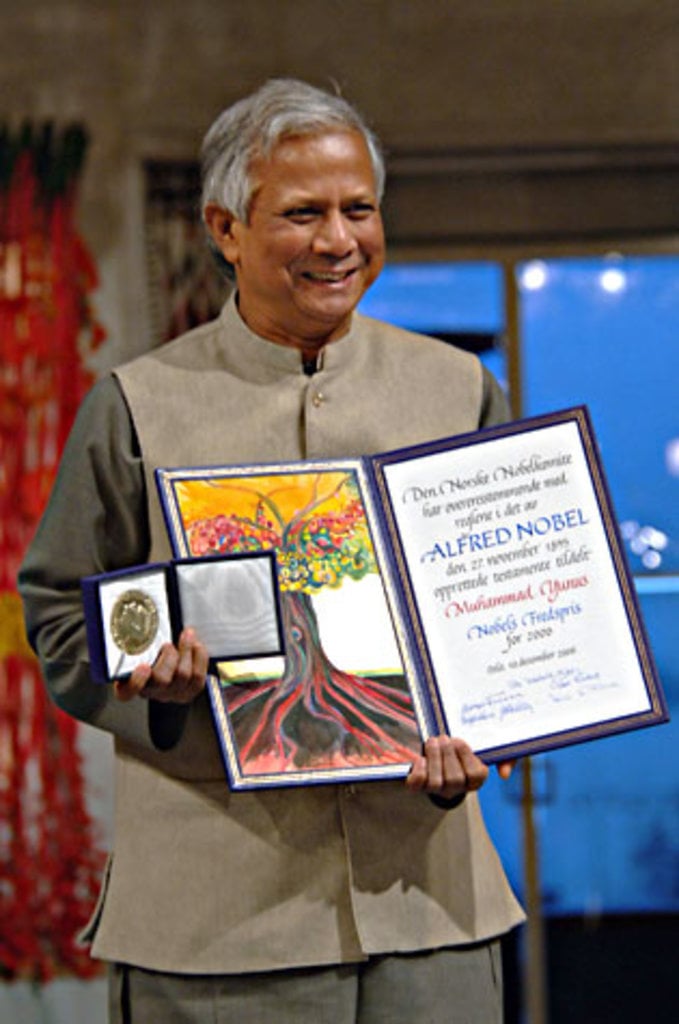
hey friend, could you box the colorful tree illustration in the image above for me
[177,470,421,774]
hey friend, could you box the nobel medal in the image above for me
[110,589,159,655]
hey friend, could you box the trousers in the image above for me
[109,940,504,1024]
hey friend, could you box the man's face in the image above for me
[208,130,385,350]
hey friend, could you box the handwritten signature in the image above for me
[460,667,618,725]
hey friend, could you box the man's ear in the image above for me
[204,204,240,264]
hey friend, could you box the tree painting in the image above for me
[175,469,421,776]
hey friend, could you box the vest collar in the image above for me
[219,292,359,377]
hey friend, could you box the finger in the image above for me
[433,737,467,795]
[150,642,181,689]
[437,737,478,799]
[135,641,184,703]
[412,736,467,798]
[175,629,209,699]
[455,740,490,791]
[145,631,209,704]
[497,759,516,780]
[423,736,446,790]
[190,630,210,678]
[114,662,152,702]
[405,754,428,792]
[168,629,196,697]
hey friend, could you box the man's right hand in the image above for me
[114,627,209,704]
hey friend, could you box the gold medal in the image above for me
[110,589,159,656]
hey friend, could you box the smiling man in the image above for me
[19,79,523,1023]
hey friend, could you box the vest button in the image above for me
[312,392,325,408]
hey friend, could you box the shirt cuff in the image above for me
[428,792,467,810]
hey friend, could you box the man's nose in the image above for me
[312,210,355,255]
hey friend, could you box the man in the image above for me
[19,79,524,1023]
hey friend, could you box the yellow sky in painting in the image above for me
[175,471,356,529]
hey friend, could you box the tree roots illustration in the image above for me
[224,591,420,773]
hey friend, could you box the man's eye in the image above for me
[284,207,319,223]
[345,202,376,219]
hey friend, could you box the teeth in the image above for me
[306,271,352,282]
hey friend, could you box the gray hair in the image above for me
[200,79,385,277]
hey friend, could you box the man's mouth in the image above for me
[303,268,357,283]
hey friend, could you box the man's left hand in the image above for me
[406,735,489,800]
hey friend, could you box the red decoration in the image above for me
[0,123,106,980]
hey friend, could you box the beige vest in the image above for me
[90,298,524,973]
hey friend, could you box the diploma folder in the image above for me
[155,407,668,791]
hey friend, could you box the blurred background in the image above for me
[1,2,677,1021]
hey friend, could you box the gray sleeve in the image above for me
[479,365,511,428]
[18,375,184,750]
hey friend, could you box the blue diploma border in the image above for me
[369,405,669,765]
